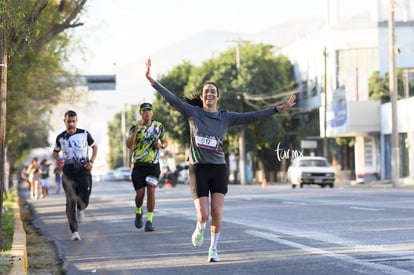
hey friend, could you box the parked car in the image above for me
[104,170,116,182]
[92,172,105,183]
[113,167,132,181]
[287,156,335,188]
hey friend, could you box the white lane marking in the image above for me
[349,206,384,211]
[282,201,308,206]
[246,229,414,275]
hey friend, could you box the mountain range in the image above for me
[115,16,326,105]
[148,16,326,73]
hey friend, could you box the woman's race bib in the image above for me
[195,135,219,151]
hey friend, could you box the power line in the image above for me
[243,86,298,101]
[242,86,299,109]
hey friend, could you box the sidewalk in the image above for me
[265,179,414,189]
[345,179,414,189]
[9,186,28,275]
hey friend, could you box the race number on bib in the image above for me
[145,176,158,186]
[195,136,218,151]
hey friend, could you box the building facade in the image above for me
[280,0,414,183]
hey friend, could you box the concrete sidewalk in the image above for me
[9,191,28,275]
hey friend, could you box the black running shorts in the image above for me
[131,164,161,190]
[189,163,228,199]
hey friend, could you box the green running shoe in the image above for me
[208,249,220,262]
[191,228,204,247]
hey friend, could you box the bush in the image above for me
[0,190,16,273]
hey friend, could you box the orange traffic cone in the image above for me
[261,178,268,188]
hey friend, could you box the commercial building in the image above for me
[280,0,414,183]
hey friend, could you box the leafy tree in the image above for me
[107,107,139,169]
[2,0,88,167]
[294,109,320,146]
[0,0,88,248]
[3,0,88,174]
[368,69,411,103]
[369,71,390,103]
[152,61,195,147]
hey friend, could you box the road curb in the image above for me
[9,189,28,275]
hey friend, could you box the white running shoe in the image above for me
[71,231,81,241]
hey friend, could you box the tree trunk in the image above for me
[0,10,9,249]
[255,148,280,183]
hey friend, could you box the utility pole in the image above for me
[239,98,246,185]
[323,47,328,158]
[228,39,246,185]
[235,42,246,185]
[389,0,399,187]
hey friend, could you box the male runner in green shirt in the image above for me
[126,102,168,232]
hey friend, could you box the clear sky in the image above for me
[70,0,330,74]
[68,0,376,79]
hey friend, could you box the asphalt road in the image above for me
[23,181,414,275]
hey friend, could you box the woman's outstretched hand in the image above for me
[276,94,296,112]
[145,58,155,85]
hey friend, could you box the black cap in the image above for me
[140,102,153,111]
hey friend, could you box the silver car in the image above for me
[113,167,132,181]
[287,156,335,188]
